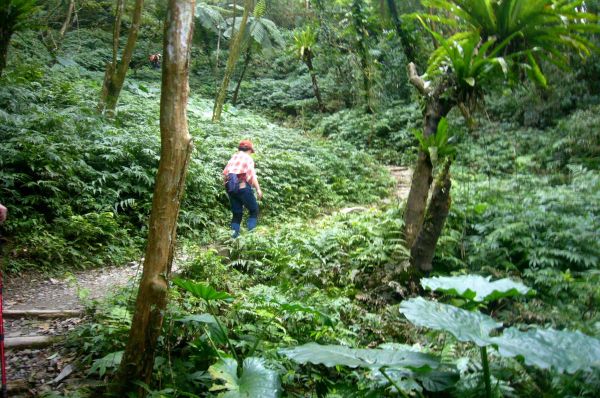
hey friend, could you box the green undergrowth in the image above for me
[312,102,421,165]
[71,204,600,397]
[71,207,412,395]
[429,113,600,334]
[0,61,391,273]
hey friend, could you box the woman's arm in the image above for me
[252,176,263,199]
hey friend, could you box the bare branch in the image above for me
[407,62,430,96]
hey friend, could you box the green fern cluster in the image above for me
[0,59,391,272]
[313,101,422,164]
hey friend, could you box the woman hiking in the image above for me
[223,140,263,238]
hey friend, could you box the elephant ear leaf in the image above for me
[172,278,233,302]
[279,342,440,371]
[492,328,600,374]
[209,357,281,398]
[399,297,501,346]
[421,275,533,303]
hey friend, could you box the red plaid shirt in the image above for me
[223,151,256,183]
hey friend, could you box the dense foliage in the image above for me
[1,0,599,397]
[0,32,391,272]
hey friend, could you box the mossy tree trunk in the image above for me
[351,0,373,113]
[386,0,417,64]
[410,159,452,272]
[304,49,324,112]
[402,63,454,273]
[110,0,195,395]
[0,25,12,77]
[403,96,451,247]
[212,0,252,122]
[98,0,144,115]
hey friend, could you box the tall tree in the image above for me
[58,0,75,39]
[212,0,252,122]
[0,0,37,77]
[40,0,76,56]
[400,0,599,272]
[351,0,374,112]
[292,25,324,111]
[385,0,417,64]
[98,0,145,115]
[111,0,196,395]
[230,2,285,105]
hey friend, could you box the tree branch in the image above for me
[407,62,430,96]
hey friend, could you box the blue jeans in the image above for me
[228,185,258,235]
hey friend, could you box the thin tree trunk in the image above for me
[403,99,450,247]
[212,0,252,122]
[386,0,417,65]
[305,52,324,111]
[410,160,452,272]
[351,0,372,112]
[0,27,12,77]
[43,0,76,62]
[111,0,195,395]
[232,0,237,38]
[112,0,124,64]
[59,0,76,39]
[231,46,252,105]
[98,0,145,115]
[98,0,124,113]
[213,27,222,96]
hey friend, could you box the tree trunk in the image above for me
[41,0,76,63]
[386,0,417,64]
[231,46,252,105]
[212,0,252,122]
[304,51,324,111]
[351,0,372,112]
[0,27,13,77]
[403,98,450,247]
[98,0,145,115]
[111,0,195,395]
[59,0,76,39]
[232,0,237,38]
[98,0,124,113]
[410,159,452,272]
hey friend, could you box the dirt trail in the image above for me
[3,166,412,396]
[388,166,412,201]
[3,263,143,396]
[4,262,142,311]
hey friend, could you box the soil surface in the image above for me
[388,166,413,202]
[4,261,142,311]
[4,262,143,397]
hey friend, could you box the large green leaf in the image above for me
[370,367,459,393]
[196,3,226,33]
[399,298,501,346]
[209,357,281,398]
[492,327,600,374]
[279,302,333,326]
[172,278,233,302]
[421,275,533,303]
[224,17,284,50]
[279,342,440,370]
[175,313,228,345]
[176,313,217,324]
